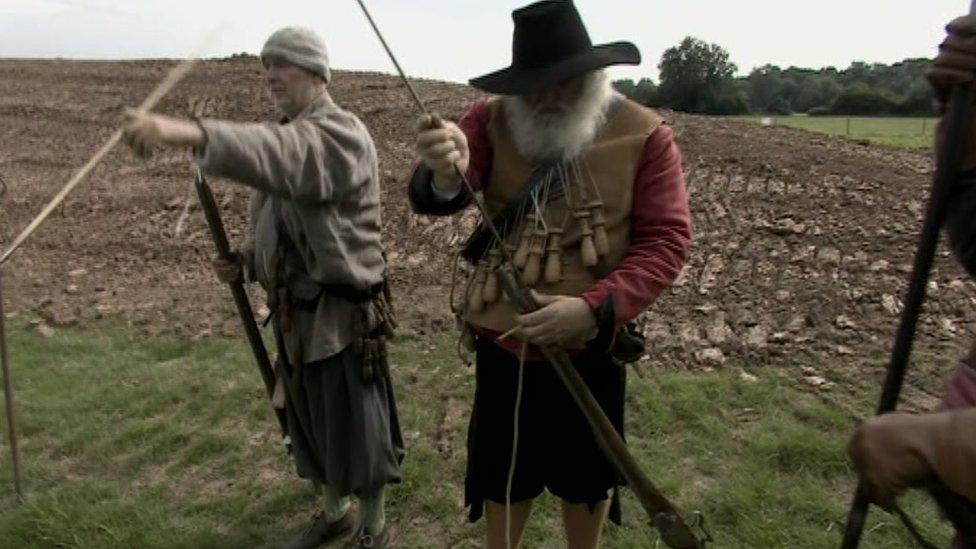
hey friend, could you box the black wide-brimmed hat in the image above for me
[469,0,641,95]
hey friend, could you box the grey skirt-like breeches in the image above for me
[278,338,405,497]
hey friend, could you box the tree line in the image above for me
[614,36,934,117]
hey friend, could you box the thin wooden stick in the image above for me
[0,56,201,266]
[0,264,21,503]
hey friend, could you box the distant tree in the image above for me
[657,36,738,113]
[632,78,658,106]
[612,78,636,98]
[839,61,876,88]
[895,80,936,116]
[747,65,789,114]
[612,78,658,106]
[648,37,933,116]
[708,89,750,115]
[829,83,899,115]
[737,58,931,115]
[791,75,841,113]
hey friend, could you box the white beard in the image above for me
[502,69,614,162]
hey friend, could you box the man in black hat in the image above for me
[408,1,692,547]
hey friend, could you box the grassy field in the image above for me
[0,321,955,548]
[738,116,937,149]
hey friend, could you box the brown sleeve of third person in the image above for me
[849,408,976,508]
[932,407,976,503]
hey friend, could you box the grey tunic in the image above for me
[196,91,402,494]
[197,92,384,364]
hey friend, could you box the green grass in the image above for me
[0,322,954,547]
[738,115,937,149]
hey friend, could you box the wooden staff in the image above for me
[0,56,202,266]
[194,170,288,441]
[0,264,23,503]
[0,31,216,504]
[841,1,976,546]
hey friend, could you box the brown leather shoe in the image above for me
[280,506,358,549]
[345,525,396,548]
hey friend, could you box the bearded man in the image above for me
[848,15,976,547]
[122,27,403,548]
[408,2,692,547]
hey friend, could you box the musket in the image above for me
[354,2,709,546]
[840,1,976,547]
[0,176,24,503]
[192,169,289,445]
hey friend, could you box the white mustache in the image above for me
[503,70,612,160]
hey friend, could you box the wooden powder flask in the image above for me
[574,209,599,267]
[522,228,547,285]
[544,227,564,284]
[513,212,537,268]
[468,264,488,313]
[587,199,609,257]
[482,249,501,303]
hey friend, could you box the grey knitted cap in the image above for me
[261,26,330,82]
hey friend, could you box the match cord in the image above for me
[505,341,528,549]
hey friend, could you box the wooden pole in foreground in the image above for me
[840,1,976,546]
[0,270,23,503]
[0,176,23,502]
[0,26,220,503]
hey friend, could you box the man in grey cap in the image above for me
[123,26,403,548]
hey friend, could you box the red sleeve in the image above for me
[456,99,493,191]
[580,125,692,326]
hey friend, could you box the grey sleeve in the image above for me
[196,116,372,204]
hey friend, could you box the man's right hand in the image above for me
[929,16,976,171]
[848,412,943,509]
[414,114,470,187]
[212,253,243,284]
[929,16,976,107]
[122,109,206,159]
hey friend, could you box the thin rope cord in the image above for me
[505,341,528,549]
[530,187,548,232]
[556,164,574,232]
[449,250,472,365]
[569,157,590,206]
[580,156,604,203]
[538,170,553,231]
[570,159,584,198]
[174,167,200,237]
[559,162,578,211]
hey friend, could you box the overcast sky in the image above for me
[0,0,966,83]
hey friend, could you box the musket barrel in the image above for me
[193,171,287,439]
[841,2,976,546]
